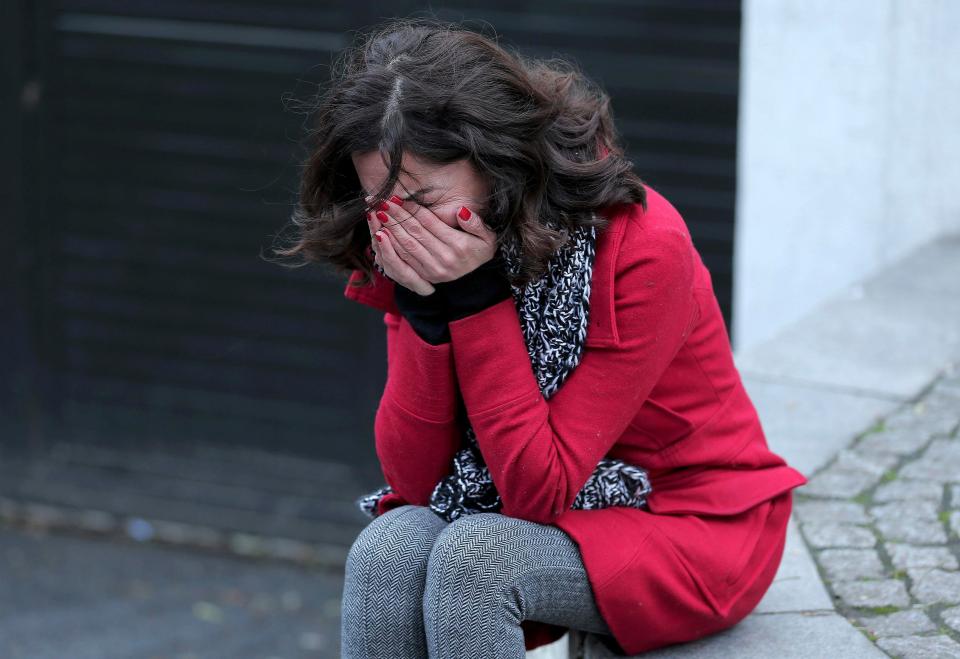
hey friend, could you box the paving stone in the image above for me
[884,396,960,438]
[942,604,960,634]
[803,522,876,549]
[800,467,879,499]
[880,405,921,430]
[832,579,910,608]
[793,500,869,525]
[951,484,960,507]
[868,500,940,523]
[876,634,960,659]
[855,609,936,638]
[951,511,960,538]
[907,568,960,605]
[928,382,960,400]
[874,517,948,544]
[938,363,960,388]
[856,428,934,457]
[919,391,960,435]
[899,438,960,482]
[873,479,944,503]
[818,548,886,581]
[886,543,959,571]
[833,448,901,476]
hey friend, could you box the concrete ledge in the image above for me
[736,233,960,401]
[753,516,832,614]
[579,611,885,658]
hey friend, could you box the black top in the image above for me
[393,256,514,345]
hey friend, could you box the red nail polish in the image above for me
[376,211,388,223]
[458,206,472,221]
[378,201,389,211]
[374,231,383,242]
[389,195,403,205]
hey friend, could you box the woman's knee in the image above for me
[423,513,589,608]
[345,504,446,577]
[423,513,530,602]
[425,512,568,573]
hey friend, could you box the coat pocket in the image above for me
[627,397,696,451]
[654,494,786,616]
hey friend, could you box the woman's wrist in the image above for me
[433,256,513,322]
[393,283,451,345]
[392,256,513,344]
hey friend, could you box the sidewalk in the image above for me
[0,527,344,657]
[562,232,960,658]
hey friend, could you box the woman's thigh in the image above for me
[423,512,613,657]
[342,504,448,658]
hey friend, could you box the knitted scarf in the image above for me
[358,214,653,522]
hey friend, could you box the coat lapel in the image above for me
[342,204,630,347]
[584,204,628,347]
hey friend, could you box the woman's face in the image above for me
[351,150,490,228]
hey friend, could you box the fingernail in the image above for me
[458,206,472,221]
[374,231,383,243]
[378,201,389,211]
[389,195,403,205]
[376,211,388,223]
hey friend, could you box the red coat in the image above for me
[343,184,808,655]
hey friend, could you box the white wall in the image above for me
[734,0,960,353]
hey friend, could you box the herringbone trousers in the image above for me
[341,504,615,658]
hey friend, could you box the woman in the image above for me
[278,17,808,658]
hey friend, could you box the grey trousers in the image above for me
[341,504,616,658]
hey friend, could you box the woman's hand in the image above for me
[366,195,497,296]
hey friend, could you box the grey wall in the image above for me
[734,0,960,353]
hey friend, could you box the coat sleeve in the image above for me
[372,310,462,506]
[446,220,699,524]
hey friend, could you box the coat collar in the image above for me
[342,203,633,347]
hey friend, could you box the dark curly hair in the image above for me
[273,16,647,288]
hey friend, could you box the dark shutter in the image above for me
[9,1,741,542]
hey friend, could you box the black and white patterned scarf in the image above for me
[358,214,652,522]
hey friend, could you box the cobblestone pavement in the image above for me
[795,366,960,658]
[0,526,343,658]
